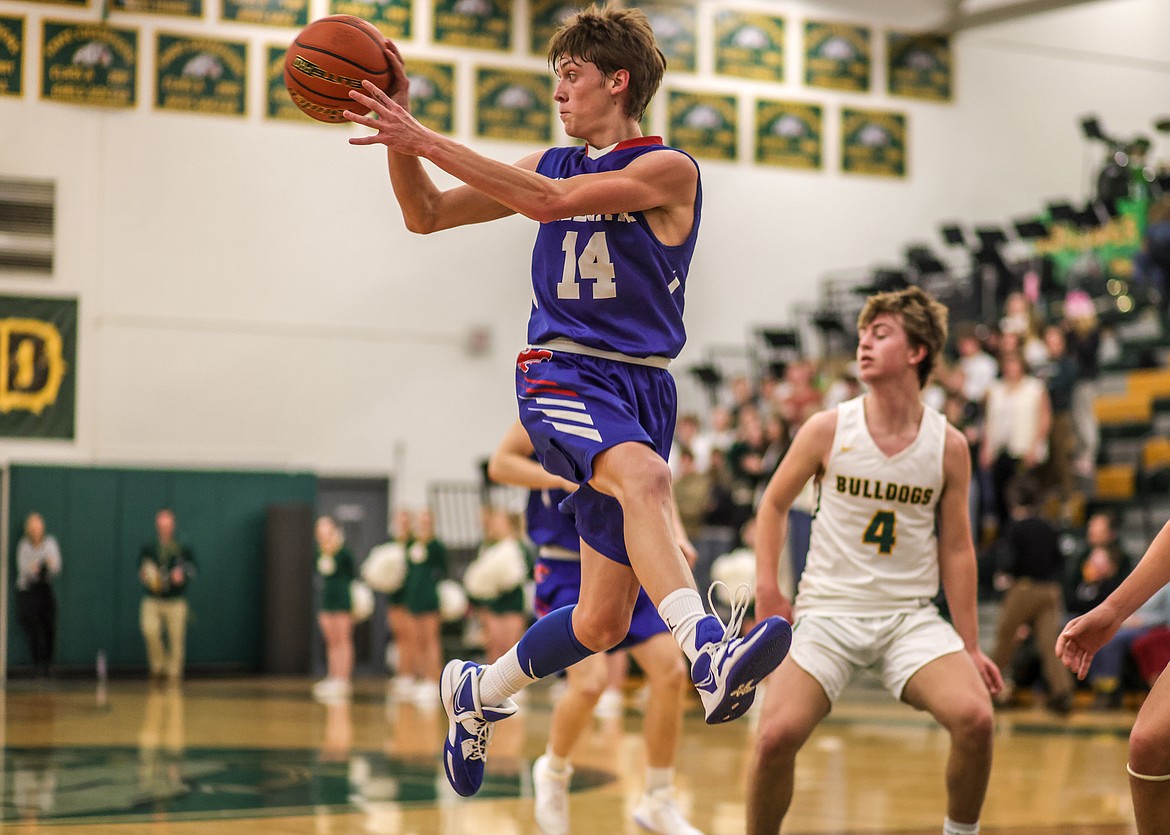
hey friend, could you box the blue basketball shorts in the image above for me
[516,349,677,566]
[532,557,669,650]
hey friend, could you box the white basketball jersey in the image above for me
[795,395,948,614]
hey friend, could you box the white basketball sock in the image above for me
[657,588,709,664]
[943,817,979,835]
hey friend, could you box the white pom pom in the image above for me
[438,579,469,622]
[351,580,375,622]
[362,542,407,593]
[480,540,528,595]
[462,557,496,600]
[711,549,756,604]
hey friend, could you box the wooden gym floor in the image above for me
[0,675,1140,834]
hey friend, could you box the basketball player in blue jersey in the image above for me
[344,3,792,799]
[747,287,1003,835]
[489,420,701,835]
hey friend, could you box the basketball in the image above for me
[283,15,394,124]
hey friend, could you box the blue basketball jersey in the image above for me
[527,137,701,359]
[525,485,580,552]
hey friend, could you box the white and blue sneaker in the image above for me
[690,583,791,725]
[440,658,518,797]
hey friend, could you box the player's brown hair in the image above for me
[548,4,666,121]
[857,286,949,389]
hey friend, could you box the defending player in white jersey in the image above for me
[748,287,1003,835]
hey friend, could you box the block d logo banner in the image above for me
[1,295,77,439]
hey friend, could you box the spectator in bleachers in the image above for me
[726,406,773,536]
[1062,290,1102,477]
[703,447,738,531]
[1133,194,1170,315]
[727,373,761,422]
[943,390,984,543]
[695,404,736,465]
[774,359,822,432]
[1066,511,1130,619]
[1084,582,1170,709]
[988,476,1074,714]
[980,349,1051,536]
[673,445,712,544]
[668,412,706,476]
[957,328,998,406]
[1036,323,1080,518]
[821,364,861,410]
[1000,291,1049,371]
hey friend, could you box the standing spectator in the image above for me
[956,329,998,406]
[15,512,62,678]
[1036,323,1080,517]
[726,406,772,536]
[401,508,447,704]
[139,509,195,685]
[313,515,355,702]
[1133,194,1170,314]
[980,350,1051,535]
[1000,291,1048,371]
[668,413,706,476]
[1063,291,1102,477]
[727,373,760,422]
[989,477,1075,713]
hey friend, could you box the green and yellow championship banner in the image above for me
[155,33,246,116]
[406,59,455,134]
[266,44,313,122]
[640,1,696,73]
[668,90,737,161]
[329,0,411,40]
[756,99,822,169]
[804,21,869,92]
[841,107,906,177]
[715,10,783,83]
[887,31,951,101]
[475,67,551,143]
[434,0,510,52]
[529,0,587,56]
[41,21,137,108]
[111,0,202,18]
[0,15,23,97]
[221,0,307,29]
[1,295,77,440]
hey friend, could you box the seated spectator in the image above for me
[774,358,822,432]
[1085,581,1170,709]
[668,412,706,476]
[989,477,1074,713]
[1066,511,1129,619]
[956,328,998,405]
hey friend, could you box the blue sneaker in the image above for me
[440,658,518,797]
[691,583,792,724]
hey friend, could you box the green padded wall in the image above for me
[7,465,316,672]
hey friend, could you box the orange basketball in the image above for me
[283,15,394,124]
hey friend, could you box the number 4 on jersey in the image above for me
[863,510,896,555]
[558,230,616,300]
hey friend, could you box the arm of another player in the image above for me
[487,420,578,493]
[753,410,836,622]
[937,424,1004,696]
[346,81,697,228]
[1058,518,1170,678]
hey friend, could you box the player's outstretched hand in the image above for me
[969,648,1004,697]
[345,80,430,154]
[1057,606,1122,680]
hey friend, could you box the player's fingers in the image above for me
[342,110,378,128]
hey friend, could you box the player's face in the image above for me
[856,313,919,383]
[554,58,618,139]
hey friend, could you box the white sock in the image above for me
[478,646,536,707]
[943,817,979,835]
[545,748,570,773]
[645,766,673,794]
[657,588,709,664]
